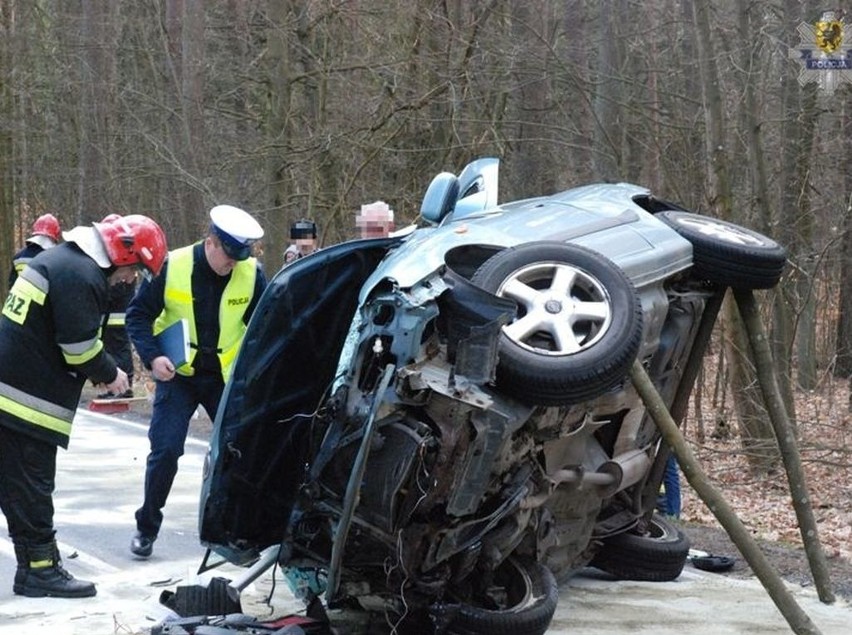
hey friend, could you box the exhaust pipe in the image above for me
[521,449,652,509]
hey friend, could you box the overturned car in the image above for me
[197,159,786,633]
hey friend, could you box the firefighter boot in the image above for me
[13,541,97,598]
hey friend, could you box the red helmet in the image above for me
[32,213,61,242]
[94,214,168,278]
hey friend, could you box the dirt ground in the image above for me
[680,521,852,600]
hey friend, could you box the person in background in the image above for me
[283,219,318,264]
[126,205,267,559]
[98,215,137,399]
[98,280,137,399]
[0,214,167,598]
[356,201,395,239]
[657,453,682,518]
[8,213,62,288]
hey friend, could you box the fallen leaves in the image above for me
[680,375,852,563]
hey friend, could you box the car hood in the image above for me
[198,238,397,561]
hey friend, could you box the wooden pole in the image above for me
[630,361,823,635]
[733,288,835,604]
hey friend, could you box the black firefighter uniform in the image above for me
[0,242,119,546]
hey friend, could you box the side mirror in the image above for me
[420,172,460,225]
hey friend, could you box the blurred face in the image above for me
[205,236,238,276]
[295,237,316,255]
[356,210,394,238]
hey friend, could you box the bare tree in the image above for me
[0,0,16,294]
[692,0,778,470]
[591,0,621,180]
[837,95,852,390]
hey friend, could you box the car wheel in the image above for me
[656,211,787,289]
[471,242,643,406]
[590,514,690,582]
[434,558,558,635]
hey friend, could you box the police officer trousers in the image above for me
[135,372,224,538]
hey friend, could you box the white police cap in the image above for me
[209,205,264,243]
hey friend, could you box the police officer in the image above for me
[8,213,62,288]
[283,219,318,263]
[126,205,267,558]
[0,214,168,598]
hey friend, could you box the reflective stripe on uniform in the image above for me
[3,273,48,324]
[20,267,49,297]
[30,559,53,569]
[106,312,126,327]
[164,287,192,306]
[60,337,104,366]
[13,258,31,274]
[13,274,48,305]
[0,381,75,436]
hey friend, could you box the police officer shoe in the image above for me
[130,532,155,558]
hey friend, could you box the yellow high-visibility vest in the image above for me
[153,244,257,382]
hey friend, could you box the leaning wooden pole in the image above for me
[630,361,823,635]
[733,288,835,604]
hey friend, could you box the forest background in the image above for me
[1,0,851,572]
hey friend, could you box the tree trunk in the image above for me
[733,289,835,604]
[836,95,852,379]
[693,0,776,466]
[737,0,799,415]
[0,0,16,296]
[791,87,819,392]
[77,0,114,222]
[725,297,780,469]
[591,0,620,181]
[181,0,206,221]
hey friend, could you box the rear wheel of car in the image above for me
[590,514,690,582]
[471,242,643,406]
[656,211,787,289]
[436,558,558,635]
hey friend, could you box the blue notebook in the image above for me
[156,319,190,367]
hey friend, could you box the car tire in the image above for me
[590,514,690,582]
[471,242,643,406]
[436,558,558,635]
[656,211,787,289]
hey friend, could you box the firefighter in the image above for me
[126,205,267,559]
[8,213,62,288]
[0,214,168,598]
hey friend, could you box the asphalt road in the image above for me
[0,409,849,634]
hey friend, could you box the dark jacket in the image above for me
[0,242,118,448]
